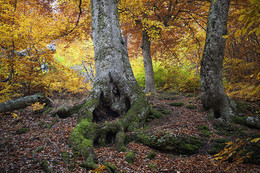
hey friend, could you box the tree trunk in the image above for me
[200,0,235,121]
[0,94,51,113]
[69,0,150,169]
[142,29,155,94]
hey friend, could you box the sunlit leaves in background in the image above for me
[0,0,92,103]
[0,0,259,102]
[223,0,260,101]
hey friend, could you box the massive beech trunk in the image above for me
[69,0,150,169]
[142,30,155,94]
[200,0,235,120]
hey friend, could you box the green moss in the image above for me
[186,105,197,109]
[32,146,44,154]
[247,140,260,164]
[120,96,149,131]
[62,151,70,164]
[38,121,47,128]
[207,138,230,155]
[41,160,53,173]
[168,102,184,106]
[235,101,259,115]
[213,121,245,137]
[43,107,53,114]
[16,127,30,134]
[232,115,247,125]
[197,125,211,137]
[151,109,164,118]
[147,109,164,122]
[79,160,98,170]
[115,131,126,152]
[149,164,157,170]
[126,151,135,164]
[186,94,194,97]
[197,125,209,131]
[69,162,76,171]
[47,117,58,129]
[78,97,99,122]
[147,150,156,160]
[153,105,171,115]
[69,119,98,164]
[135,132,203,155]
[104,162,120,173]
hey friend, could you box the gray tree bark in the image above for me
[0,94,51,113]
[69,0,150,169]
[200,0,235,121]
[142,29,155,94]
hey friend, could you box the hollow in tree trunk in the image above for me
[200,0,235,121]
[69,0,150,169]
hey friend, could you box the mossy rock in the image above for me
[135,132,203,155]
[186,105,197,109]
[126,151,135,164]
[207,138,230,155]
[168,102,184,107]
[16,127,30,134]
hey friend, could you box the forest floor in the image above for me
[0,91,259,173]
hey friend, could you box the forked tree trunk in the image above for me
[200,0,235,120]
[142,29,155,94]
[69,0,150,169]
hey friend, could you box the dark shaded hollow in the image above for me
[93,92,120,123]
[106,131,116,144]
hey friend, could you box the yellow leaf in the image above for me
[222,35,229,39]
[251,138,260,143]
[11,113,19,119]
[238,15,245,21]
[145,92,152,96]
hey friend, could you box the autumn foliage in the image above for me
[0,0,259,103]
[0,0,91,103]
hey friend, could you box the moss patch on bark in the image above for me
[128,131,204,155]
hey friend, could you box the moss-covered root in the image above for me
[69,119,98,169]
[119,96,150,132]
[115,130,126,152]
[104,162,120,173]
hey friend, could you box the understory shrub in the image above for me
[131,57,200,92]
